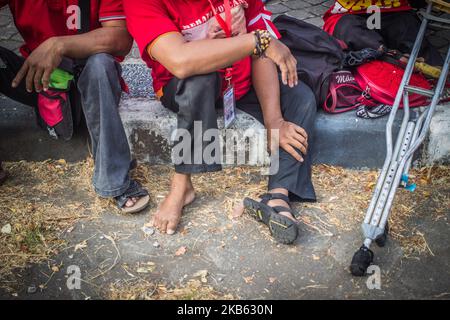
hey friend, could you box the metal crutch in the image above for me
[350,2,450,276]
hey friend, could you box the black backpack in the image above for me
[273,15,345,106]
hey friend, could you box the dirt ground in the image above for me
[0,160,449,300]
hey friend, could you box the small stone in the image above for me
[1,223,11,234]
[153,241,160,248]
[99,236,104,240]
[68,255,74,259]
[142,225,155,236]
[217,277,223,282]
[27,286,37,294]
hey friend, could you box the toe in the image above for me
[125,198,135,208]
[152,212,161,228]
[159,220,168,233]
[167,219,179,235]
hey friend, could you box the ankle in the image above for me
[170,173,193,193]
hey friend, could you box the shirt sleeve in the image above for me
[123,0,179,61]
[245,0,281,39]
[99,0,126,22]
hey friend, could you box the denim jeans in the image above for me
[0,47,131,198]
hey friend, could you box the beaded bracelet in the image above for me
[252,29,272,58]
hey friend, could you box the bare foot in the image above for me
[151,173,195,235]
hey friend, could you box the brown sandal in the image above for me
[115,180,150,214]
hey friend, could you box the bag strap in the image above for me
[323,83,363,113]
[71,0,91,73]
[78,0,91,35]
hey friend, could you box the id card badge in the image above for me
[223,85,236,128]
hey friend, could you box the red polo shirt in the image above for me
[1,0,126,58]
[124,0,281,100]
[323,0,412,34]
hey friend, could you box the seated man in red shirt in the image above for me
[323,0,443,66]
[125,0,317,244]
[0,1,149,213]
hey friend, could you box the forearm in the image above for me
[151,33,256,79]
[252,57,283,128]
[54,27,133,59]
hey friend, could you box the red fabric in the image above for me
[38,91,66,127]
[355,60,431,107]
[5,0,126,57]
[323,0,412,35]
[124,0,281,100]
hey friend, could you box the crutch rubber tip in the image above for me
[350,246,374,276]
[375,222,389,248]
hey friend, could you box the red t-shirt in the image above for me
[323,0,412,34]
[124,0,281,100]
[1,0,126,57]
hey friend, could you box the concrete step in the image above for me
[118,62,449,168]
[120,97,406,169]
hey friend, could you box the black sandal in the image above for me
[115,180,150,214]
[243,193,299,244]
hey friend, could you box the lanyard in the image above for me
[208,0,233,86]
[208,0,232,38]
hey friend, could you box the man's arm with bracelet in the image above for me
[149,31,298,87]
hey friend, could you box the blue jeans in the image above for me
[77,53,131,197]
[0,48,131,198]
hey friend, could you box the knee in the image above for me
[82,53,118,79]
[182,72,221,95]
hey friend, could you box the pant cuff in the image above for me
[268,182,317,203]
[93,178,131,198]
[175,164,222,174]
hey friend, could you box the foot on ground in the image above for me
[151,176,195,235]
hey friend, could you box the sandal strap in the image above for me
[259,193,301,219]
[260,193,291,205]
[272,206,301,219]
[115,180,149,209]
